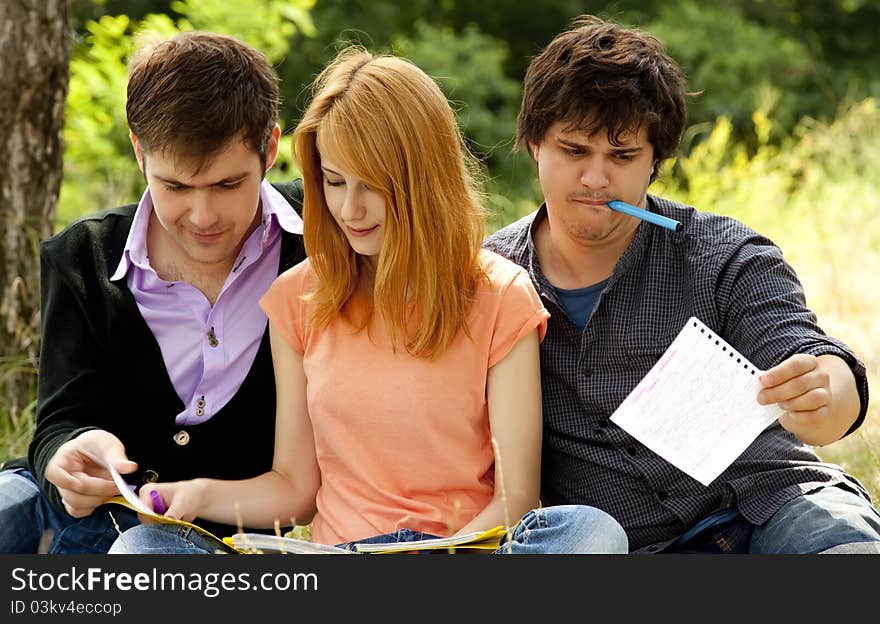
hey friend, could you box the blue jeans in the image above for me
[108,505,629,554]
[666,485,880,554]
[0,467,139,554]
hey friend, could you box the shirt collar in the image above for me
[110,179,303,281]
[521,199,658,297]
[109,187,153,282]
[522,204,558,300]
[261,178,304,237]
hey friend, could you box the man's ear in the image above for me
[130,131,145,174]
[528,141,540,161]
[264,124,281,173]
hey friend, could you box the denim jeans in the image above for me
[108,504,629,554]
[108,522,236,554]
[665,485,880,554]
[0,467,139,554]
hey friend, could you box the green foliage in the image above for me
[647,1,815,144]
[168,0,316,62]
[60,14,139,225]
[393,22,520,168]
[0,397,34,464]
[391,22,536,230]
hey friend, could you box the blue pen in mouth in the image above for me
[607,200,682,232]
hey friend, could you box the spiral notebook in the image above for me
[610,317,784,486]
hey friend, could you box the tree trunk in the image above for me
[0,1,70,427]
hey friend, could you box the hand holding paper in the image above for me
[102,466,230,546]
[105,461,155,516]
[44,429,137,518]
[610,317,784,486]
[759,353,860,446]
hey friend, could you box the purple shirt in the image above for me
[110,180,303,426]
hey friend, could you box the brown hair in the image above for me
[126,31,279,170]
[292,47,486,359]
[517,15,689,178]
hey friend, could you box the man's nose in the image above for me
[579,156,609,189]
[188,191,219,230]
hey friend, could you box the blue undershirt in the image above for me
[555,279,609,330]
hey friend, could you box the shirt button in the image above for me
[657,491,669,501]
[195,407,204,416]
[597,420,609,429]
[207,327,219,347]
[626,446,637,455]
[197,397,206,408]
[173,430,191,446]
[142,470,159,483]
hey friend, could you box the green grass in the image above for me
[0,398,34,467]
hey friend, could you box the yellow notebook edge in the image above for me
[105,495,238,551]
[355,524,508,553]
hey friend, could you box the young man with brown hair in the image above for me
[0,31,307,553]
[485,15,880,553]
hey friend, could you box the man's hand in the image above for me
[45,430,138,518]
[758,353,860,446]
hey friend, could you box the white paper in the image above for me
[230,533,354,554]
[610,317,783,486]
[106,462,156,516]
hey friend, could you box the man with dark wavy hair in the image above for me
[485,15,880,553]
[0,31,306,553]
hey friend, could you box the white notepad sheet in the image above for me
[610,317,784,486]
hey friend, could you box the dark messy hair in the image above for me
[517,15,690,179]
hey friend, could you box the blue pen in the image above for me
[608,200,682,232]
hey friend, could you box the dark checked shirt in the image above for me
[484,195,871,552]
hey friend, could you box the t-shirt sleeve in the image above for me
[487,264,550,369]
[259,259,313,355]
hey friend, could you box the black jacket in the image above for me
[20,180,305,538]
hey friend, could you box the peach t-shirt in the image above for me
[260,249,548,545]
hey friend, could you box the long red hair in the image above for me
[291,47,486,358]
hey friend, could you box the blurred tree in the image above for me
[647,2,816,148]
[736,0,880,106]
[0,1,71,425]
[392,22,536,227]
[276,0,443,118]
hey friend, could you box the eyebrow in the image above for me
[152,172,251,187]
[557,136,644,153]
